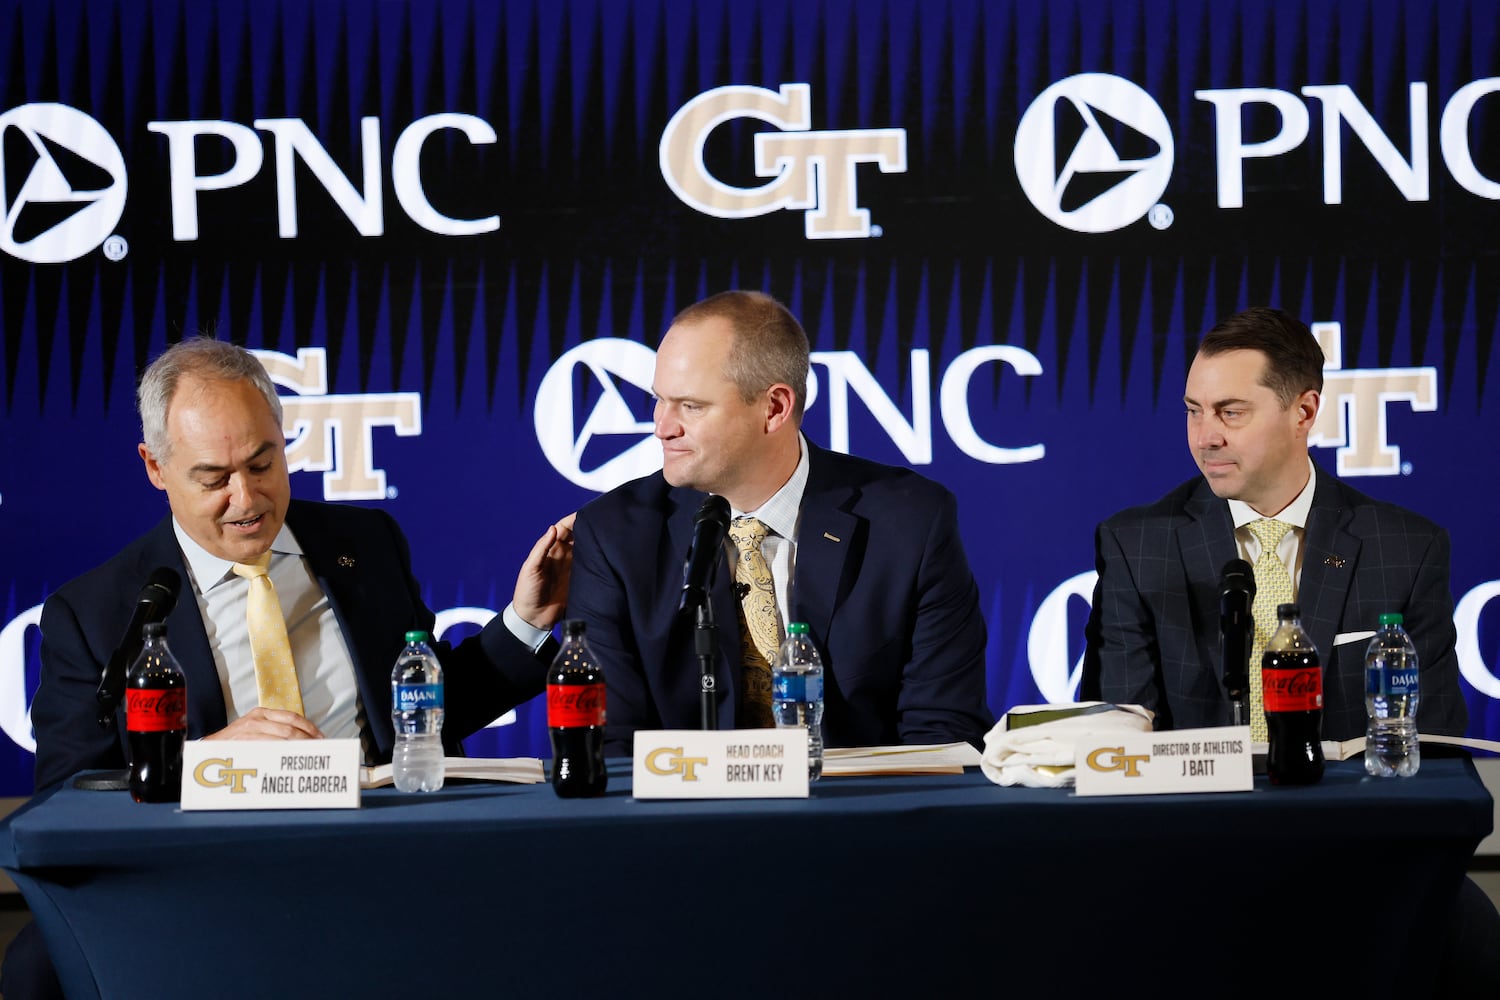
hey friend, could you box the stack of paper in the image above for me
[822,742,982,776]
[360,756,545,789]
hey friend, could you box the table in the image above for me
[1,757,1490,999]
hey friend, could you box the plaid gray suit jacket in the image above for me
[1081,462,1468,742]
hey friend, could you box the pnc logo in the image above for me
[0,103,127,263]
[534,338,661,491]
[660,83,907,239]
[1014,73,1174,233]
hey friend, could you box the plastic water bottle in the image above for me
[773,622,824,781]
[1364,612,1420,777]
[390,630,445,792]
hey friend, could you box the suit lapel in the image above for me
[1181,483,1240,679]
[788,449,857,642]
[138,518,228,736]
[1298,466,1359,659]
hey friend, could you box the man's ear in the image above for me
[139,443,168,492]
[764,383,796,433]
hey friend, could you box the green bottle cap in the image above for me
[405,630,431,643]
[787,622,809,635]
[1378,612,1403,627]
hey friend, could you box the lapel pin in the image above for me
[1323,555,1345,568]
[338,555,356,568]
[823,532,841,543]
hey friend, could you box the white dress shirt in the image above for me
[1228,455,1318,595]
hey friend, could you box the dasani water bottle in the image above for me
[391,629,445,792]
[1364,612,1420,777]
[773,622,824,781]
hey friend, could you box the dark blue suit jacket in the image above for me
[569,442,993,757]
[31,500,551,791]
[1081,463,1468,742]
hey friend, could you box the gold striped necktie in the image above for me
[232,553,304,715]
[727,517,781,729]
[1247,518,1294,742]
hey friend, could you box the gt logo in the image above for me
[193,758,258,793]
[645,747,709,782]
[1084,746,1151,777]
[0,103,128,263]
[660,83,907,239]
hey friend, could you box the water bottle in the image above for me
[1364,612,1421,777]
[772,622,824,781]
[390,630,445,792]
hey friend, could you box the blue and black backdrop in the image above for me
[0,0,1496,794]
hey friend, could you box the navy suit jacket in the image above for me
[569,442,993,757]
[1081,463,1467,742]
[31,500,552,791]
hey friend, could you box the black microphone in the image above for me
[679,494,731,613]
[1219,558,1255,727]
[96,567,182,728]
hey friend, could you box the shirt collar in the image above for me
[729,433,808,542]
[1228,455,1316,531]
[172,516,303,592]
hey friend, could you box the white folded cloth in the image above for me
[980,702,1154,788]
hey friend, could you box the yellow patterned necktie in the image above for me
[727,517,781,728]
[232,553,304,715]
[1247,518,1294,742]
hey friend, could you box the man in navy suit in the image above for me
[1080,306,1496,998]
[7,337,574,998]
[568,290,992,758]
[1081,306,1467,741]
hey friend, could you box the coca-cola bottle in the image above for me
[125,621,188,803]
[547,619,607,798]
[1261,602,1325,785]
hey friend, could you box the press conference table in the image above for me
[0,756,1490,1000]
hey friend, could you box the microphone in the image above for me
[679,494,731,730]
[1219,558,1255,728]
[679,494,731,613]
[96,567,182,728]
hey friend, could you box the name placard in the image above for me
[1073,725,1253,797]
[181,739,361,810]
[632,729,809,799]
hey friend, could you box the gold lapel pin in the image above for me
[338,555,356,568]
[1323,555,1346,568]
[823,532,841,543]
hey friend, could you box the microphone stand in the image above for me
[694,603,719,730]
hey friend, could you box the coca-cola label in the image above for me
[395,684,443,712]
[548,683,606,727]
[127,688,187,732]
[1262,668,1324,712]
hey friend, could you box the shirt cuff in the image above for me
[502,602,553,653]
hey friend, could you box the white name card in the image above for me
[632,729,809,799]
[181,739,362,810]
[1073,725,1253,796]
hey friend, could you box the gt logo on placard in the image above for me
[660,83,906,239]
[645,747,709,782]
[1084,747,1151,777]
[193,758,259,793]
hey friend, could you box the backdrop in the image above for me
[1,0,1496,795]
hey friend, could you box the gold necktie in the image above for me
[727,517,781,729]
[232,553,304,715]
[1247,519,1294,742]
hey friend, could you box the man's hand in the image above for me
[204,707,325,741]
[513,513,576,630]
